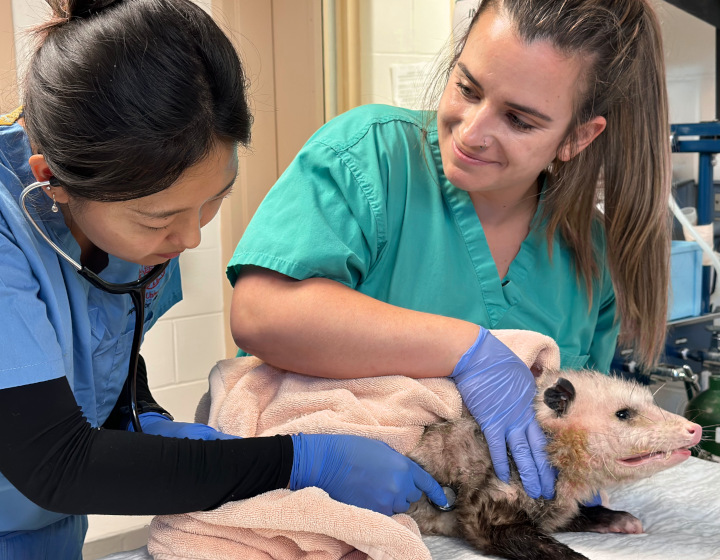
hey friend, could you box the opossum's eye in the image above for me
[615,408,635,420]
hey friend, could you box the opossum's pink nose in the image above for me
[688,422,702,446]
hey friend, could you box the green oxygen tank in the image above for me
[684,375,720,460]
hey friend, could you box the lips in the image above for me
[452,139,496,165]
[617,447,692,467]
[157,251,182,259]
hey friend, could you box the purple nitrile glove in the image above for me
[449,327,556,499]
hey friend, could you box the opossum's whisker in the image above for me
[652,382,668,397]
[601,454,618,481]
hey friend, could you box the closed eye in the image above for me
[508,113,534,132]
[144,224,169,231]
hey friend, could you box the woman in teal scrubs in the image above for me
[230,0,672,501]
[0,1,449,558]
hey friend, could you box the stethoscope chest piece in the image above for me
[432,485,457,512]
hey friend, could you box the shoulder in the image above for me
[0,106,23,127]
[0,111,34,188]
[309,104,430,153]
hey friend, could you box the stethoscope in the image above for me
[20,180,169,433]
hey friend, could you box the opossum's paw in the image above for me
[562,505,644,534]
[589,510,643,534]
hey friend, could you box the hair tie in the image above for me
[70,0,122,18]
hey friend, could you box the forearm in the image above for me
[231,267,479,379]
[0,378,292,515]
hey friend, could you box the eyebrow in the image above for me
[456,62,554,123]
[134,175,237,220]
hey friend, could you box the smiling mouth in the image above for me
[617,447,691,466]
[452,139,494,165]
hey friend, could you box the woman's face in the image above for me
[62,141,238,266]
[437,7,596,199]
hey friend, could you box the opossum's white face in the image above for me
[534,370,702,483]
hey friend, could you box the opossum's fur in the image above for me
[407,369,702,560]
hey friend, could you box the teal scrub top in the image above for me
[0,113,182,532]
[228,104,619,373]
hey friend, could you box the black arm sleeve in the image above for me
[103,354,171,430]
[0,377,293,515]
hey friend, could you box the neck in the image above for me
[469,179,540,227]
[60,206,108,273]
[546,431,603,503]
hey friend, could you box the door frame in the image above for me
[211,0,325,357]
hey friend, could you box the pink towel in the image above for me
[148,330,561,560]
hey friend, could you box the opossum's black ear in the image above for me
[543,377,576,417]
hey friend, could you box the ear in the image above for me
[557,115,606,162]
[543,377,576,417]
[28,155,70,204]
[29,154,52,182]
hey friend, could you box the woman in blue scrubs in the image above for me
[0,1,448,558]
[229,0,672,503]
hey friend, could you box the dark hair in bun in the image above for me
[24,0,252,202]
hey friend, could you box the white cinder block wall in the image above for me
[360,0,453,107]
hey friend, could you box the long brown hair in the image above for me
[430,0,671,366]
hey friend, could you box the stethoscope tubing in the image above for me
[20,181,169,432]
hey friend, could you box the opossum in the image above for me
[407,369,702,560]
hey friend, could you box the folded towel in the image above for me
[148,329,561,560]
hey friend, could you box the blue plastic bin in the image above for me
[668,240,703,321]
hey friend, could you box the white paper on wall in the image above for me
[390,62,431,109]
[452,0,478,38]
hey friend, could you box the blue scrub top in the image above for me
[0,113,182,532]
[229,104,619,372]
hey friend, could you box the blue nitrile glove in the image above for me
[129,412,239,440]
[289,433,448,515]
[583,492,603,507]
[449,328,556,500]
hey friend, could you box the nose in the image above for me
[687,422,702,446]
[169,215,202,251]
[458,103,494,149]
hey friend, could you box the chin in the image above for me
[123,254,165,267]
[143,256,170,266]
